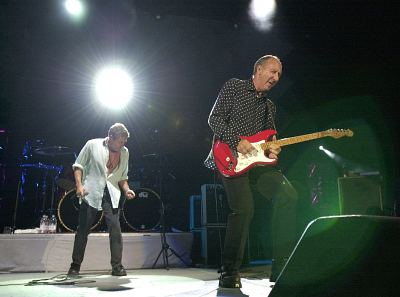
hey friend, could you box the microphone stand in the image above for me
[151,149,188,269]
[151,201,189,269]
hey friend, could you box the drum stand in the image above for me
[151,203,189,269]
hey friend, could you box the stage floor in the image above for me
[0,232,275,296]
[0,267,274,297]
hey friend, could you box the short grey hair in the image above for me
[253,55,282,75]
[108,123,130,139]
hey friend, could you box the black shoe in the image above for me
[112,265,127,276]
[67,267,80,277]
[218,271,242,288]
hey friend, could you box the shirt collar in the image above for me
[246,79,256,92]
[246,78,267,99]
[103,137,127,153]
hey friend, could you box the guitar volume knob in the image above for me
[226,157,230,161]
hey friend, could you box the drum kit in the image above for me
[14,142,77,230]
[14,140,164,233]
[57,187,163,232]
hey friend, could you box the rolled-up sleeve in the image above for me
[72,141,91,171]
[119,149,129,181]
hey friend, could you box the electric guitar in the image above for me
[213,129,354,177]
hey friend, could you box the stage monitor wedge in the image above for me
[270,215,400,297]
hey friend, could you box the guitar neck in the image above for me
[261,132,326,150]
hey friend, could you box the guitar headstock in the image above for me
[324,129,354,139]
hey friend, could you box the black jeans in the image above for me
[220,166,298,272]
[70,187,123,269]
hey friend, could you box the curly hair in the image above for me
[108,123,130,139]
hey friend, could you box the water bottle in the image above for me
[44,215,50,234]
[49,215,57,234]
[40,215,48,234]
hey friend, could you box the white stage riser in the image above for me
[0,232,193,272]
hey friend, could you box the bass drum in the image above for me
[57,189,103,232]
[121,187,162,232]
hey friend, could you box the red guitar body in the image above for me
[213,129,277,177]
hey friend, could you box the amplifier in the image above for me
[191,226,226,267]
[200,184,229,226]
[338,176,383,215]
[189,195,202,230]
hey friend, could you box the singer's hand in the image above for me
[125,189,135,200]
[76,185,88,198]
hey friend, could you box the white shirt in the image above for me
[72,138,129,210]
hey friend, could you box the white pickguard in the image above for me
[234,140,275,173]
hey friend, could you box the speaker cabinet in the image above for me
[338,176,383,215]
[200,184,229,226]
[201,225,226,267]
[269,215,400,297]
[189,195,201,230]
[191,226,226,267]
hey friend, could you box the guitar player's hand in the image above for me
[267,135,281,159]
[237,139,256,157]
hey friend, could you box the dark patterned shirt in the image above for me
[204,78,276,169]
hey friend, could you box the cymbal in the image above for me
[34,146,75,156]
[19,163,62,171]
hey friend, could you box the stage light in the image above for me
[64,0,85,20]
[94,66,134,110]
[248,0,276,31]
[319,146,336,159]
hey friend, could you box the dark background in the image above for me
[1,0,399,235]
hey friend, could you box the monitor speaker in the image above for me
[269,215,400,297]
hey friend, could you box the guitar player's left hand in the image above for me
[268,135,281,159]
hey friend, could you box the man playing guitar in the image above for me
[204,55,298,287]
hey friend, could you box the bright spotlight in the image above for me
[64,0,85,19]
[94,66,134,110]
[320,146,336,159]
[248,0,276,31]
